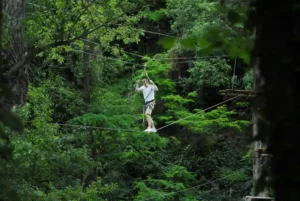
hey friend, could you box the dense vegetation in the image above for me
[1,0,256,200]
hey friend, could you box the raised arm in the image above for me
[149,80,158,91]
[135,80,143,92]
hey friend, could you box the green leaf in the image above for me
[227,10,240,24]
[228,46,240,58]
[215,5,229,14]
[197,37,210,49]
[158,37,177,49]
[180,37,196,50]
[240,51,250,64]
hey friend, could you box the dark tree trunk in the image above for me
[83,31,91,102]
[4,0,26,63]
[253,1,300,200]
[0,0,3,70]
[1,0,27,107]
[82,32,97,186]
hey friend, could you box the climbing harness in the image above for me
[136,65,155,125]
[143,99,155,115]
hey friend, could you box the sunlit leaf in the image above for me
[228,46,241,58]
[197,37,210,49]
[158,37,177,49]
[180,37,196,50]
[240,50,250,64]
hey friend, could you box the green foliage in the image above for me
[220,168,247,182]
[161,93,249,135]
[135,55,176,97]
[185,58,231,89]
[142,9,168,22]
[134,165,197,201]
[235,102,250,108]
[159,0,253,64]
[242,69,254,90]
[0,87,24,201]
[1,0,254,200]
[158,37,177,49]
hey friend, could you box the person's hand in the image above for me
[149,80,154,84]
[136,80,140,83]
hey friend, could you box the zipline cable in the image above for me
[156,95,240,131]
[70,49,227,71]
[29,95,240,133]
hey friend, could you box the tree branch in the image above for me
[67,0,95,38]
[6,23,108,75]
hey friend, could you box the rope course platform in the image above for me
[254,147,267,153]
[219,89,256,98]
[244,196,274,201]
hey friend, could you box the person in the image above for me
[135,78,158,132]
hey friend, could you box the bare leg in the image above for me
[146,114,152,128]
[151,117,155,129]
[147,115,155,129]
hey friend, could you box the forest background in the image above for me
[0,0,255,200]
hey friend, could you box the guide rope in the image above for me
[38,95,240,132]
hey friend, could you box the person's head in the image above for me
[142,78,149,87]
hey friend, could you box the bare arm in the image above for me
[135,80,142,92]
[150,80,158,91]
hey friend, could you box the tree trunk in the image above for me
[82,31,97,186]
[253,1,300,200]
[0,0,3,70]
[1,0,27,107]
[83,31,91,102]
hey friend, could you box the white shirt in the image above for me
[138,85,155,102]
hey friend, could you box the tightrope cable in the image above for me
[26,95,240,132]
[156,95,240,131]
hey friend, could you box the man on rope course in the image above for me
[135,78,158,132]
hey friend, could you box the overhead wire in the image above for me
[80,38,229,61]
[142,29,179,38]
[69,49,194,69]
[156,95,240,131]
[27,95,240,133]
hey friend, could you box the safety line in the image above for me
[139,171,242,201]
[70,49,193,69]
[70,49,228,73]
[156,95,240,131]
[70,49,175,68]
[142,30,179,38]
[48,123,141,133]
[27,95,240,133]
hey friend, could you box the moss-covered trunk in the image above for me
[1,0,27,107]
[253,1,300,200]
